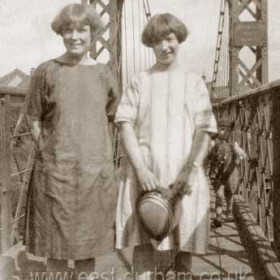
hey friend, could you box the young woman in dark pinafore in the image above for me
[24,4,119,277]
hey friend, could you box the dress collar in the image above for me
[54,54,98,66]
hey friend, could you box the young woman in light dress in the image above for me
[115,13,217,278]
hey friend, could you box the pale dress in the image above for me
[115,65,217,253]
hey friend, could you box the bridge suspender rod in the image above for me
[138,0,142,70]
[221,5,229,98]
[123,3,129,84]
[131,0,136,74]
[211,0,227,97]
[142,0,151,20]
[142,8,149,69]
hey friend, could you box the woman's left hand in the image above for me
[171,167,199,199]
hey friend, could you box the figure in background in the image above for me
[208,118,247,228]
[114,13,217,279]
[24,4,119,278]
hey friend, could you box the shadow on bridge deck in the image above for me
[0,191,277,280]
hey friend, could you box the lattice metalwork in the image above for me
[228,0,268,96]
[0,94,34,252]
[89,0,124,80]
[213,81,280,242]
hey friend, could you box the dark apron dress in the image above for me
[24,60,119,260]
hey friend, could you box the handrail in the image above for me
[0,87,27,96]
[214,79,280,105]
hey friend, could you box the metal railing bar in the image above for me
[11,144,35,242]
[11,213,25,225]
[11,133,31,138]
[12,153,24,182]
[11,169,33,178]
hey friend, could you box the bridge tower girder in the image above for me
[228,0,268,96]
[82,0,124,82]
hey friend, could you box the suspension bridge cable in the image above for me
[138,0,142,71]
[142,9,147,69]
[131,0,137,74]
[220,21,226,93]
[223,2,227,94]
[223,3,229,96]
[143,0,152,20]
[142,0,152,68]
[217,0,225,89]
[144,0,153,68]
[222,0,229,96]
[123,3,129,84]
[211,0,227,97]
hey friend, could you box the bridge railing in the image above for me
[213,79,280,251]
[0,91,35,253]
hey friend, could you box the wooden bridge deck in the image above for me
[1,189,270,280]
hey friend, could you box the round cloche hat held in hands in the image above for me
[136,190,174,241]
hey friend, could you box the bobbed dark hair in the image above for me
[142,13,188,47]
[51,4,103,39]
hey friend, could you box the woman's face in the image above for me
[62,24,91,57]
[152,33,179,66]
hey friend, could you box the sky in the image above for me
[0,0,279,82]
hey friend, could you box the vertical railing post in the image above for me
[272,87,280,251]
[0,95,13,252]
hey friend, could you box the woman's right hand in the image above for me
[118,123,158,191]
[135,166,158,192]
[28,119,42,151]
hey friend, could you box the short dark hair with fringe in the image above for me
[142,13,188,47]
[51,4,103,39]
